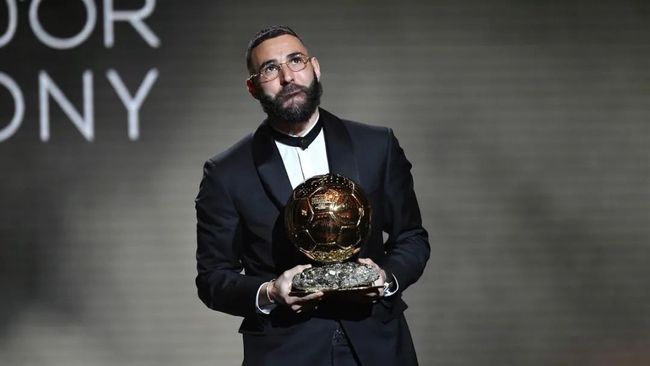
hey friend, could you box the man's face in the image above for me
[247,34,322,123]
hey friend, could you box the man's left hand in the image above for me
[357,258,386,301]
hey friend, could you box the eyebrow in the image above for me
[258,52,306,70]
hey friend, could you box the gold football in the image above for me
[284,173,371,263]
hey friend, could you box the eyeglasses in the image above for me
[248,54,313,83]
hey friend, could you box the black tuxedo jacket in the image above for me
[195,109,429,365]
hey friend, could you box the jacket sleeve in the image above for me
[195,159,265,318]
[379,128,430,293]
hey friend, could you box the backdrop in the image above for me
[1,1,649,365]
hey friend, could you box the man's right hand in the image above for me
[267,264,324,313]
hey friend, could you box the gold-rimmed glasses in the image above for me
[248,54,313,83]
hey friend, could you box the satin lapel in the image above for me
[321,109,361,184]
[252,122,293,209]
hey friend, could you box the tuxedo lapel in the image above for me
[320,109,361,184]
[251,109,361,209]
[252,122,293,209]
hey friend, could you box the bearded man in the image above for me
[195,25,430,366]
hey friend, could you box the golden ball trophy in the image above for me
[285,173,381,295]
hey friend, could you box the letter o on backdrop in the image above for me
[29,0,97,49]
[0,72,25,142]
[0,0,18,47]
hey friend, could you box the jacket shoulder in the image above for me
[338,118,392,152]
[205,133,255,172]
[340,118,390,136]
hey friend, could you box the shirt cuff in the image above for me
[383,274,399,297]
[255,282,278,314]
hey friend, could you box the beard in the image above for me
[258,75,322,124]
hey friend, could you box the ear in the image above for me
[246,78,259,99]
[311,57,321,81]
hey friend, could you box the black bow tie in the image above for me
[268,119,323,150]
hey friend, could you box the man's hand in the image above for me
[357,258,387,301]
[267,264,324,313]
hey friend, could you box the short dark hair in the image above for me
[245,25,304,74]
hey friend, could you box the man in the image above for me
[195,25,429,365]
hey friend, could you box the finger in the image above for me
[358,258,379,269]
[296,264,312,271]
[295,291,324,302]
[361,287,382,297]
[285,294,306,305]
[287,264,312,277]
[357,257,372,265]
[371,287,384,297]
[287,291,323,305]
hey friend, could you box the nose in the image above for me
[278,63,294,84]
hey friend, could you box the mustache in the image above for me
[277,84,308,99]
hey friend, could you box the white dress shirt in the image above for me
[274,116,330,190]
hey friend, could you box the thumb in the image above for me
[288,264,312,276]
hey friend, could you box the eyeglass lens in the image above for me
[261,56,309,81]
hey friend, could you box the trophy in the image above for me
[285,173,381,295]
